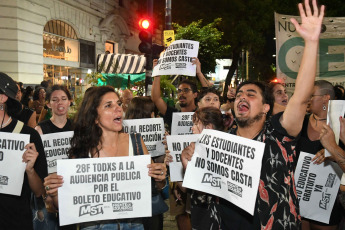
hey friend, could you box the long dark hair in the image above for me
[193,107,224,131]
[125,96,155,119]
[33,87,45,101]
[68,86,118,158]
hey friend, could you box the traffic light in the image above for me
[138,18,152,54]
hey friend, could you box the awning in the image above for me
[97,54,146,74]
[97,73,146,89]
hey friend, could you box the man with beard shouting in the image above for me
[181,0,324,229]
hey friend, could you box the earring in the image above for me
[323,104,326,111]
[0,104,3,111]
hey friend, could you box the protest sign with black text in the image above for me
[0,132,29,196]
[167,134,199,181]
[183,129,265,215]
[171,112,194,135]
[57,155,151,226]
[152,40,199,77]
[41,131,73,173]
[122,118,165,157]
[294,151,342,224]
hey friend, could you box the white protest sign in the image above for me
[123,118,165,157]
[0,132,29,196]
[41,131,73,174]
[183,129,265,215]
[167,134,199,181]
[152,40,199,77]
[295,152,343,224]
[57,155,151,226]
[325,100,345,157]
[171,112,194,135]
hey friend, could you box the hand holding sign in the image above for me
[319,124,338,155]
[44,173,64,197]
[23,143,39,172]
[148,162,167,181]
[340,117,345,144]
[181,142,195,170]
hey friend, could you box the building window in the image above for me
[105,41,114,53]
[44,20,78,39]
[80,39,95,68]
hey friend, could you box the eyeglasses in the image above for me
[310,94,324,99]
[177,88,192,94]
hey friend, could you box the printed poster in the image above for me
[275,13,345,94]
[152,40,199,77]
[0,132,29,196]
[295,152,343,224]
[41,131,74,174]
[171,112,194,135]
[123,118,165,157]
[167,134,199,181]
[57,155,151,226]
[183,129,265,215]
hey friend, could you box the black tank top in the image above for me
[38,119,73,134]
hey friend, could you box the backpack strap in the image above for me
[130,133,144,156]
[13,120,24,133]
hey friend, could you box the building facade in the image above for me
[0,0,162,86]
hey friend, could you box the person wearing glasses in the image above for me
[296,80,344,230]
[151,57,213,131]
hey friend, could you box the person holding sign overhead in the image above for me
[182,0,324,229]
[0,72,48,230]
[44,86,166,230]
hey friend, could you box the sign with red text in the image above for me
[0,133,29,196]
[295,152,342,224]
[57,155,151,226]
[182,129,265,215]
[41,131,73,174]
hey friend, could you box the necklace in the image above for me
[312,114,326,127]
[237,128,262,140]
[1,116,11,129]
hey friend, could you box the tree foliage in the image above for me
[173,19,230,75]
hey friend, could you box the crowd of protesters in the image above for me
[1,0,345,230]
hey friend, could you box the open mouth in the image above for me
[114,116,122,122]
[238,102,249,113]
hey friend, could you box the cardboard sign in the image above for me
[152,40,199,77]
[183,129,265,215]
[57,155,151,226]
[295,152,343,224]
[171,112,194,135]
[41,131,73,174]
[0,132,29,196]
[123,118,165,157]
[166,134,199,181]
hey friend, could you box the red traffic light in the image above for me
[139,19,151,30]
